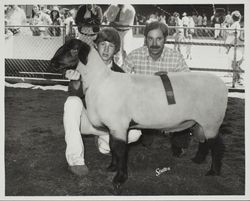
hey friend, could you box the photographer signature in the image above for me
[155,167,171,177]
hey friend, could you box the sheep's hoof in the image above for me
[106,164,117,172]
[113,183,122,195]
[112,176,126,195]
[113,173,128,187]
[192,154,206,164]
[205,169,220,176]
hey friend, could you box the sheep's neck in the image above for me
[76,58,110,93]
[86,47,111,87]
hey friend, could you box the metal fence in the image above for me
[5,24,66,83]
[5,24,245,89]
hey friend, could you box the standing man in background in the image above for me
[105,4,136,65]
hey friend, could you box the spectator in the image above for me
[58,7,66,22]
[182,12,189,38]
[202,13,208,36]
[225,10,242,53]
[4,19,13,39]
[197,13,203,36]
[133,14,139,35]
[64,9,77,40]
[75,4,103,45]
[173,12,184,52]
[105,4,136,65]
[228,38,244,86]
[212,12,224,39]
[137,14,147,34]
[186,15,195,59]
[5,5,27,35]
[42,8,51,16]
[192,12,198,36]
[188,15,195,35]
[29,5,52,36]
[168,13,176,35]
[48,6,62,36]
[146,13,159,24]
[222,10,233,39]
[223,11,233,28]
[159,13,167,24]
[62,28,141,176]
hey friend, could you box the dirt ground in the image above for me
[4,87,245,196]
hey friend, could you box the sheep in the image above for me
[50,39,228,190]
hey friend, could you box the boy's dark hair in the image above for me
[144,21,168,39]
[94,27,121,54]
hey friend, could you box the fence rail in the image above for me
[5,24,244,90]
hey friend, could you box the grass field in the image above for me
[5,87,245,196]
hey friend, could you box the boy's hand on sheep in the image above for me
[65,70,81,81]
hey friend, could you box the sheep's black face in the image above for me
[49,39,90,73]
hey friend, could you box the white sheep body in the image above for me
[76,46,228,142]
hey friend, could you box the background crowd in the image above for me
[4,4,244,39]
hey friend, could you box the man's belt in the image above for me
[155,71,176,105]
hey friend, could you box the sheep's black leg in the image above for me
[206,135,225,176]
[171,129,191,157]
[192,140,210,164]
[109,135,128,188]
[140,129,156,148]
[106,146,117,172]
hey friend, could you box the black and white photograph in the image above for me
[1,0,249,199]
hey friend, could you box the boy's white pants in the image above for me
[64,96,142,166]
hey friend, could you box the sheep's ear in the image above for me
[78,42,90,65]
[51,44,65,59]
[51,39,75,59]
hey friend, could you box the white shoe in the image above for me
[95,136,111,155]
[68,165,89,176]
